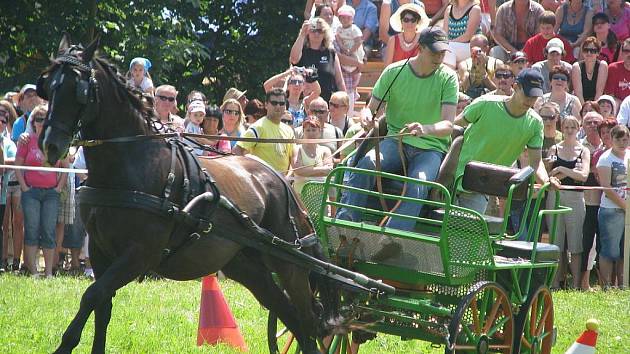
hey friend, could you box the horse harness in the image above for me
[46,51,318,268]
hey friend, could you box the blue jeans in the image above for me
[337,138,444,231]
[22,187,60,249]
[598,207,625,261]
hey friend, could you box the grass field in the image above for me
[0,274,628,353]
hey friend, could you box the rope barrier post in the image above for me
[624,157,630,289]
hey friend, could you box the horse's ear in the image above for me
[58,33,72,54]
[82,35,100,63]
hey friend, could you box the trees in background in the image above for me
[0,0,302,103]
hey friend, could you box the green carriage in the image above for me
[286,160,571,354]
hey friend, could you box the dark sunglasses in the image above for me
[281,119,293,124]
[329,102,346,109]
[34,117,46,123]
[513,59,527,64]
[311,109,328,114]
[583,47,599,54]
[402,16,419,23]
[495,72,513,79]
[268,100,286,107]
[551,75,568,81]
[310,28,324,34]
[593,21,607,26]
[0,119,7,124]
[222,109,240,115]
[156,95,176,102]
[288,79,304,85]
[540,114,557,121]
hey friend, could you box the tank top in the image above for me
[393,35,420,62]
[559,3,590,43]
[579,60,600,102]
[296,47,338,102]
[551,145,584,187]
[448,5,481,40]
[293,146,328,195]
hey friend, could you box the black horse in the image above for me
[37,34,340,354]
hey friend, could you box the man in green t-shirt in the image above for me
[454,68,559,213]
[337,27,459,232]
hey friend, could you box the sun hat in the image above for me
[510,51,528,62]
[390,3,429,33]
[223,87,247,103]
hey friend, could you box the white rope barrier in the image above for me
[0,164,88,174]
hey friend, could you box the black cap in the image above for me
[516,69,544,97]
[592,12,610,23]
[418,27,450,52]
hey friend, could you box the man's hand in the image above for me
[406,122,426,137]
[360,107,375,130]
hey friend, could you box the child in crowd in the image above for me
[292,117,333,195]
[126,57,154,94]
[185,100,206,156]
[335,5,364,113]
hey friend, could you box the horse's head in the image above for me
[37,33,100,165]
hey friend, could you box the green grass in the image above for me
[0,274,628,353]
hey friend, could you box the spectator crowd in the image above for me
[1,0,628,290]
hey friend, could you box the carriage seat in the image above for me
[429,161,534,235]
[495,240,560,263]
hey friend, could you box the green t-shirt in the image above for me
[456,95,544,189]
[236,117,295,173]
[372,62,459,153]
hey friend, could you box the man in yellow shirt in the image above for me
[233,88,296,173]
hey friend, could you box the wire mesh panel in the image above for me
[326,225,445,275]
[300,182,327,237]
[442,207,494,279]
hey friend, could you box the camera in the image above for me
[293,66,319,83]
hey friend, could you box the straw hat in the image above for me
[223,87,247,103]
[390,3,429,33]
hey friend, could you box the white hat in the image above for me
[390,3,429,33]
[187,100,205,114]
[546,38,565,54]
[598,94,617,115]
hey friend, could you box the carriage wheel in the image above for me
[513,286,554,354]
[267,311,356,354]
[445,281,514,354]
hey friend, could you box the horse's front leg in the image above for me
[53,246,149,354]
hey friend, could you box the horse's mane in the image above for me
[48,51,156,130]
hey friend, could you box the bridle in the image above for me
[40,50,101,139]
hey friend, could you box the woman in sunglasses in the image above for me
[534,65,582,122]
[290,17,346,102]
[572,37,609,104]
[15,104,68,278]
[0,100,18,273]
[219,99,246,149]
[384,3,429,66]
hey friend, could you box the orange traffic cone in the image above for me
[565,319,599,354]
[197,275,247,351]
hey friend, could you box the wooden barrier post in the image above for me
[625,157,630,288]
